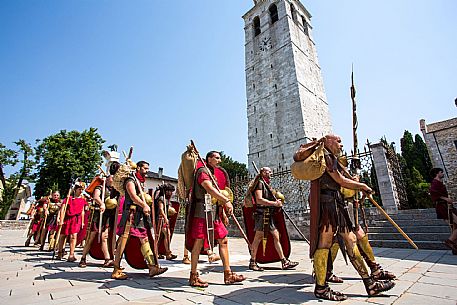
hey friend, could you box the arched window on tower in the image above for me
[253,16,261,36]
[301,15,309,35]
[290,4,296,22]
[269,4,278,24]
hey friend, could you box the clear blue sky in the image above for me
[1,0,456,179]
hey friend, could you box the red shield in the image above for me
[242,205,291,264]
[88,229,115,260]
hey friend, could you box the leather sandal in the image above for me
[314,284,347,301]
[78,257,87,268]
[182,255,191,264]
[166,252,177,260]
[189,271,208,288]
[363,277,395,296]
[327,273,344,283]
[224,270,246,285]
[111,267,128,280]
[249,259,264,271]
[148,265,168,277]
[67,256,77,262]
[372,268,396,281]
[56,251,63,260]
[102,259,114,268]
[281,258,299,270]
[208,253,220,263]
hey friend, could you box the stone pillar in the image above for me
[370,143,399,212]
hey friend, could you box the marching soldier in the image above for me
[79,175,118,268]
[56,184,88,261]
[111,160,167,280]
[308,135,394,301]
[25,197,48,247]
[154,183,178,260]
[185,151,246,287]
[39,191,62,251]
[247,167,298,271]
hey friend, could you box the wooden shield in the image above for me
[242,205,291,264]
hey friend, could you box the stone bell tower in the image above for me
[244,0,332,173]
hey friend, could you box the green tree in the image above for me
[399,131,433,209]
[219,151,248,179]
[414,134,433,181]
[0,140,36,219]
[33,128,105,198]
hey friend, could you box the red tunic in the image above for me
[430,179,450,220]
[185,164,229,251]
[31,201,46,233]
[61,196,87,235]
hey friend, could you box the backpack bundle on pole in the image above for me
[291,138,326,181]
[177,145,198,201]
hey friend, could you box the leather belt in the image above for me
[320,189,339,197]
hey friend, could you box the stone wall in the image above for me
[0,220,29,230]
[420,118,457,200]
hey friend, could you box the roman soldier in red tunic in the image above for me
[79,175,119,268]
[25,197,48,247]
[56,184,88,262]
[154,183,179,260]
[39,191,62,251]
[185,151,246,287]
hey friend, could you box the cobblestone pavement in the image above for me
[1,230,457,304]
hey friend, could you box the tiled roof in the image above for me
[145,171,178,182]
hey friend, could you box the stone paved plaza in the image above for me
[1,230,457,305]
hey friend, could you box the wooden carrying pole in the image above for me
[363,192,418,250]
[52,184,73,259]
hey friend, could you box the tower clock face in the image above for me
[259,37,272,51]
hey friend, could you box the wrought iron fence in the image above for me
[231,169,311,217]
[346,140,382,206]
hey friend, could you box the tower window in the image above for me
[253,16,261,36]
[254,106,256,112]
[290,4,296,22]
[301,15,309,35]
[269,4,278,24]
[253,83,255,89]
[274,84,277,90]
[270,133,273,138]
[271,64,273,68]
[255,128,258,134]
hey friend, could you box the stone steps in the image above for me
[366,208,450,250]
[371,219,447,227]
[368,232,449,241]
[368,225,450,234]
[369,239,448,250]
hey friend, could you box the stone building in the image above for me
[144,167,178,200]
[420,117,457,199]
[243,0,332,173]
[4,182,32,220]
